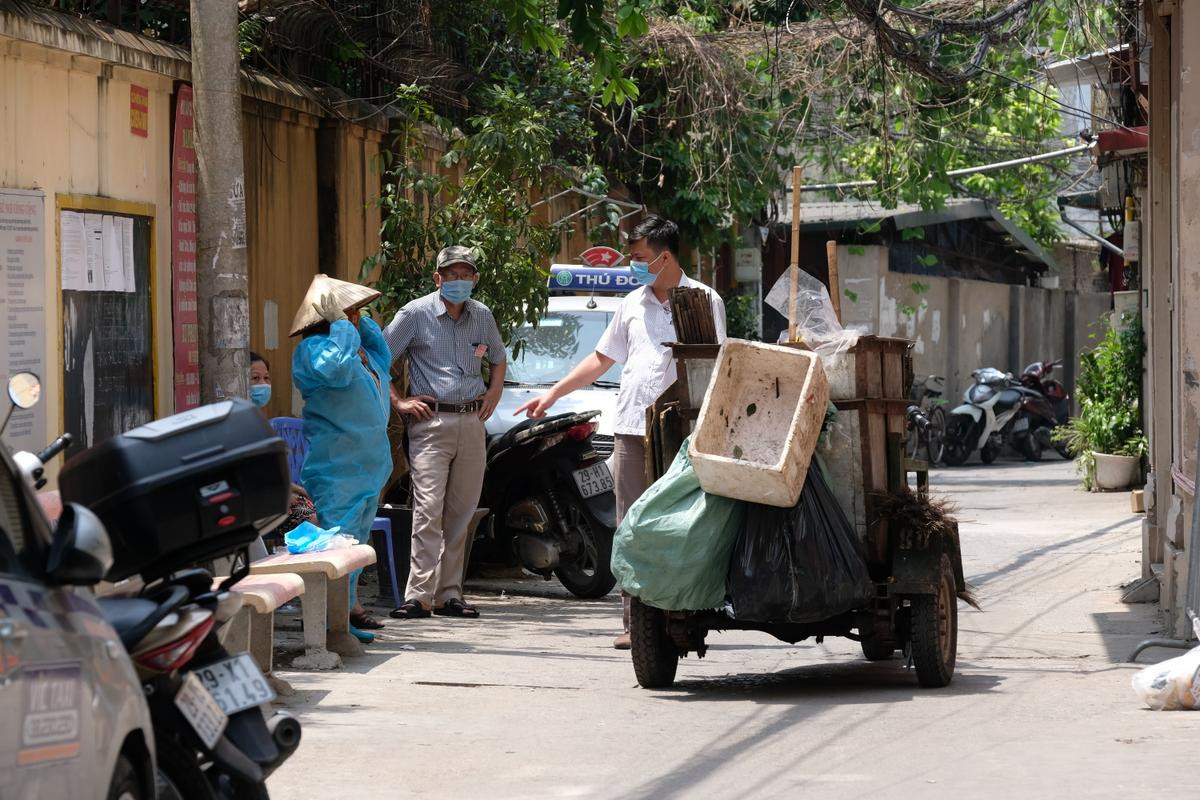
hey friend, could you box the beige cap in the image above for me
[289,273,381,336]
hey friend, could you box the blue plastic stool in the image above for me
[369,515,403,607]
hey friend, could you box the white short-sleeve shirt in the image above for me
[595,273,727,436]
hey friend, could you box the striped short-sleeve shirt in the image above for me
[383,291,507,402]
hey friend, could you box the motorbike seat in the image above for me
[97,596,165,649]
[487,411,597,460]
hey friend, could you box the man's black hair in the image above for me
[630,215,680,257]
[250,351,270,370]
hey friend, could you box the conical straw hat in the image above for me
[290,274,382,336]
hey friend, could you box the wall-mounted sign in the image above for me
[130,85,149,137]
[0,188,47,452]
[171,84,200,411]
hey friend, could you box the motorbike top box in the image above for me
[58,399,290,581]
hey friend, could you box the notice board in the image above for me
[0,188,47,454]
[57,195,156,450]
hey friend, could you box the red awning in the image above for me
[1097,126,1149,157]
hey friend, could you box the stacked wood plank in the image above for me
[669,287,718,344]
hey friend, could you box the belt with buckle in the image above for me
[433,400,481,414]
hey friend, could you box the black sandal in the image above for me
[434,598,480,618]
[389,599,431,619]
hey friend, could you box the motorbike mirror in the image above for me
[45,503,114,585]
[7,372,41,410]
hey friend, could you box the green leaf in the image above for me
[848,245,866,256]
[843,289,859,303]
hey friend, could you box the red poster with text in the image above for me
[171,84,200,411]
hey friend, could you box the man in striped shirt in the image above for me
[384,246,507,620]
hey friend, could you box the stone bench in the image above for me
[248,544,377,670]
[216,573,305,693]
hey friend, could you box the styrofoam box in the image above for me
[822,350,858,401]
[689,340,831,507]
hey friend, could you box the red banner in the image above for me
[130,85,148,137]
[171,84,200,411]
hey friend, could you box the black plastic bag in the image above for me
[727,463,873,623]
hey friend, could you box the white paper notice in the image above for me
[101,215,126,292]
[120,216,135,293]
[60,210,86,291]
[1,187,48,453]
[83,213,103,291]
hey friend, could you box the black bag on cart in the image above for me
[728,463,873,623]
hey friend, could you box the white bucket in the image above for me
[1093,452,1141,491]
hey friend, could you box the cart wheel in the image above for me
[909,553,957,687]
[860,638,895,661]
[630,598,679,689]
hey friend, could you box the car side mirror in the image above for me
[46,503,113,585]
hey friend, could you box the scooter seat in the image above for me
[97,596,163,649]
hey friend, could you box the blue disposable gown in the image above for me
[292,317,393,542]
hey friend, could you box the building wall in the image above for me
[0,35,176,450]
[0,14,388,453]
[838,245,1110,399]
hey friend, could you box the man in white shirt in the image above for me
[515,215,726,648]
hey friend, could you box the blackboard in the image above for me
[61,211,154,450]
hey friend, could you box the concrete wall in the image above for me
[837,245,1111,402]
[0,14,390,429]
[0,34,176,444]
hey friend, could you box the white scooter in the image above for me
[941,367,1031,466]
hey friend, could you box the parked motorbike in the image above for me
[1012,359,1073,461]
[942,368,1027,466]
[46,397,300,799]
[479,410,617,599]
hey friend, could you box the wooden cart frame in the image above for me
[631,337,967,689]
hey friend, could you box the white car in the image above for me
[488,294,624,461]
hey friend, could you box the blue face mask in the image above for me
[250,384,272,408]
[440,279,474,303]
[629,253,665,286]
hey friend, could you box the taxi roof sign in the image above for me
[548,265,637,294]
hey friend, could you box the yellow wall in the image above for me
[0,38,175,448]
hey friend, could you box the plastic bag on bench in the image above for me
[285,520,357,554]
[728,462,873,623]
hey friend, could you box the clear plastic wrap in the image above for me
[765,267,862,356]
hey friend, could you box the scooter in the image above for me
[42,396,300,799]
[479,410,617,599]
[942,367,1029,466]
[1012,359,1073,461]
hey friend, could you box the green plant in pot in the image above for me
[1052,313,1146,490]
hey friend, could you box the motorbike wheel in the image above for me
[1055,443,1075,460]
[941,415,972,467]
[155,735,217,800]
[1019,433,1043,462]
[980,441,1000,465]
[552,499,616,599]
[107,755,144,800]
[926,407,947,465]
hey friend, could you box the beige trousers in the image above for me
[614,434,650,633]
[405,412,486,607]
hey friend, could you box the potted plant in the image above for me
[1052,314,1146,491]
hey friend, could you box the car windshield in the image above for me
[506,311,622,386]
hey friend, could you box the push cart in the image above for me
[631,337,966,689]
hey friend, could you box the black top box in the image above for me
[58,398,290,581]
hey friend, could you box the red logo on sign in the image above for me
[579,246,624,267]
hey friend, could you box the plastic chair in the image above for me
[270,416,398,604]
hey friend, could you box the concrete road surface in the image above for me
[266,459,1200,799]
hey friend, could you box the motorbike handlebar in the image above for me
[35,433,73,464]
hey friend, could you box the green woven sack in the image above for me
[610,438,744,611]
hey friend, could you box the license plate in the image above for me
[573,462,614,499]
[190,653,276,716]
[175,672,227,750]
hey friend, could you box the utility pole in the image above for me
[190,0,249,403]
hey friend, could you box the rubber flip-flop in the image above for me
[350,611,386,630]
[349,626,375,644]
